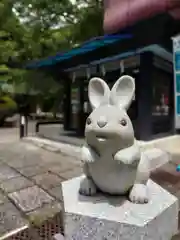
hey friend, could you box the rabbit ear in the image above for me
[110,75,135,110]
[88,77,110,110]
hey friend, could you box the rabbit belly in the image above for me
[88,160,137,195]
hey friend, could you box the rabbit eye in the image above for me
[120,119,127,126]
[86,117,91,125]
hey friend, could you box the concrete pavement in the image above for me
[0,127,82,239]
[0,124,180,239]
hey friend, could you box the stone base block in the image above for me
[62,176,179,240]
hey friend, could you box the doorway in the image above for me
[152,67,174,135]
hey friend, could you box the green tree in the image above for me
[0,0,27,93]
[72,0,103,44]
[13,0,103,50]
[0,0,103,103]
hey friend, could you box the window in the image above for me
[152,66,173,134]
[152,68,170,117]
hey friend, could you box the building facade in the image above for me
[26,6,180,141]
[63,45,174,140]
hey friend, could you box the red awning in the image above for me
[103,0,180,34]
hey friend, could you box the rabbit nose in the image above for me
[97,116,107,128]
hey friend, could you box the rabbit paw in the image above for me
[81,145,99,163]
[79,177,97,196]
[114,146,140,165]
[129,183,148,204]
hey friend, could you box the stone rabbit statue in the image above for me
[79,75,157,204]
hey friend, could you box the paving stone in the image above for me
[173,184,180,202]
[0,164,20,182]
[48,186,63,201]
[0,223,7,236]
[27,201,62,227]
[17,165,47,177]
[7,156,41,169]
[0,202,28,235]
[42,158,70,168]
[32,173,63,190]
[47,164,74,176]
[59,155,82,167]
[171,153,180,165]
[38,152,62,165]
[174,189,180,202]
[41,151,81,166]
[0,176,34,193]
[160,163,180,177]
[8,186,54,213]
[0,191,8,205]
[0,158,5,163]
[172,234,180,240]
[151,163,180,185]
[172,213,180,238]
[59,167,83,180]
[0,151,21,163]
[150,163,180,196]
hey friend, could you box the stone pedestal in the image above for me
[61,176,179,240]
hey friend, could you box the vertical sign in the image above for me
[173,35,180,129]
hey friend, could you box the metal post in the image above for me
[25,116,28,136]
[19,115,25,138]
[35,122,39,133]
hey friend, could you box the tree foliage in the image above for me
[0,0,103,106]
[72,0,103,44]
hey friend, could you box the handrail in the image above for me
[35,120,63,133]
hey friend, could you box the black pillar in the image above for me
[51,69,72,132]
[136,52,153,140]
[77,79,85,136]
[63,78,72,131]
